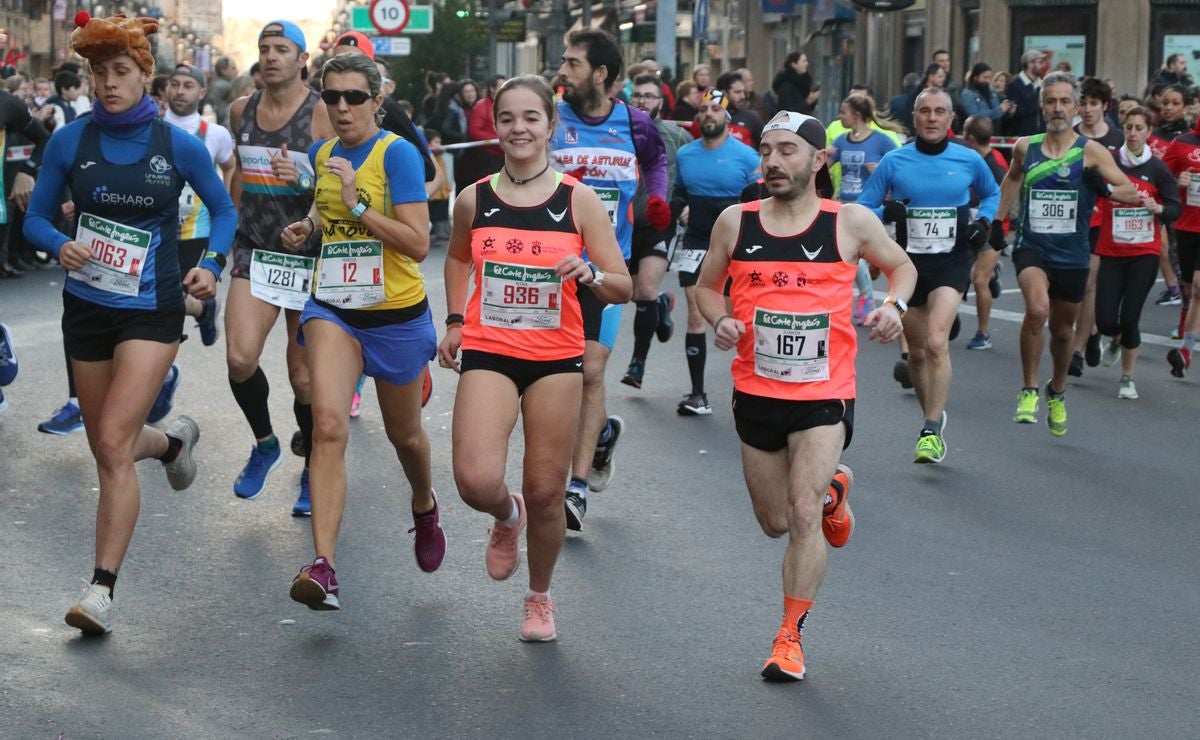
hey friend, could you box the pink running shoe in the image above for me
[852,295,871,326]
[409,490,447,573]
[485,493,525,581]
[290,557,340,611]
[520,594,557,642]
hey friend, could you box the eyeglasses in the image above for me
[321,89,373,106]
[630,93,661,101]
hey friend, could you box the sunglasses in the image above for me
[321,89,373,106]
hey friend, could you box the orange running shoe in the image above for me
[761,627,805,681]
[519,594,557,642]
[822,463,855,548]
[485,493,526,580]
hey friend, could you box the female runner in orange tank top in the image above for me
[438,76,631,642]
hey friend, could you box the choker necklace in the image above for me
[504,160,551,185]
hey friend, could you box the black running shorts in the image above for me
[732,391,854,452]
[63,292,184,362]
[460,349,583,395]
[1013,247,1090,303]
[909,253,971,308]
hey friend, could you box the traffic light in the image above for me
[455,9,470,17]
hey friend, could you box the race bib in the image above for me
[481,261,563,330]
[1187,174,1200,208]
[250,249,314,311]
[595,187,620,227]
[905,207,957,254]
[70,212,150,296]
[1029,190,1079,234]
[753,308,831,383]
[674,248,707,274]
[1111,207,1155,244]
[315,240,385,309]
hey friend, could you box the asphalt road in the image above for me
[1,253,1197,740]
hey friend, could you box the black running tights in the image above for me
[1095,253,1159,349]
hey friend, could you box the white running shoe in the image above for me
[163,416,199,491]
[1118,377,1138,400]
[65,582,113,635]
[1101,337,1122,368]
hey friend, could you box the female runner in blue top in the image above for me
[23,13,237,635]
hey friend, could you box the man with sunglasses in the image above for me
[225,20,334,514]
[620,73,692,391]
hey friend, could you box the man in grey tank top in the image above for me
[224,20,334,514]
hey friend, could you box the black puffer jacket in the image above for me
[772,67,812,114]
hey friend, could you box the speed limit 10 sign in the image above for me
[370,0,410,35]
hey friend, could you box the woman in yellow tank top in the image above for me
[279,54,444,612]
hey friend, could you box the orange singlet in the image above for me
[462,172,587,361]
[727,199,859,400]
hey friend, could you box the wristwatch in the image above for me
[882,295,907,318]
[350,201,368,218]
[588,263,606,287]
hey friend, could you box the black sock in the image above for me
[92,568,117,596]
[158,434,183,463]
[685,332,706,395]
[294,400,314,466]
[901,352,909,361]
[229,367,273,440]
[632,299,658,361]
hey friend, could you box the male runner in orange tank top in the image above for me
[696,111,916,682]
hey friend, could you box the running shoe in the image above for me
[1044,382,1067,437]
[163,416,199,491]
[38,400,83,435]
[966,331,991,350]
[1118,376,1138,400]
[409,491,446,573]
[677,392,712,416]
[1014,388,1039,424]
[655,291,675,343]
[64,582,113,635]
[822,464,854,548]
[621,358,645,389]
[1085,333,1102,367]
[485,492,526,581]
[520,594,557,642]
[1100,337,1122,367]
[565,484,587,531]
[587,416,624,491]
[291,430,307,457]
[196,298,220,346]
[914,431,946,464]
[290,556,340,611]
[949,314,962,342]
[893,359,913,389]
[1068,351,1084,378]
[292,469,311,516]
[762,628,805,682]
[421,365,433,408]
[234,441,283,499]
[350,374,366,418]
[852,295,871,326]
[989,263,1002,299]
[1168,347,1190,378]
[146,364,180,424]
[0,323,18,386]
[1155,288,1182,306]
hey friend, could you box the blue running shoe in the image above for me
[292,469,311,516]
[0,323,18,386]
[147,365,180,424]
[197,299,220,347]
[234,440,283,499]
[38,401,83,435]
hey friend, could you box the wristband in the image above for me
[302,215,315,235]
[445,313,465,327]
[714,315,733,332]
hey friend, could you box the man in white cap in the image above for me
[695,110,916,682]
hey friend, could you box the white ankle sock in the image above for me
[501,497,519,527]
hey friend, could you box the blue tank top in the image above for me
[551,100,639,258]
[1016,134,1095,268]
[68,119,186,310]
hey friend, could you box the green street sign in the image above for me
[351,4,433,34]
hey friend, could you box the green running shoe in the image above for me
[913,431,946,464]
[1044,381,1067,437]
[1014,388,1039,424]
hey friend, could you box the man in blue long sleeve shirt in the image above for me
[858,87,1000,464]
